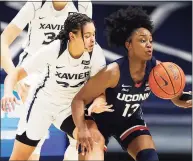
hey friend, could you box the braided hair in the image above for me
[104,6,154,47]
[56,12,93,42]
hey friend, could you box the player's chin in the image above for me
[87,47,93,52]
[144,52,152,60]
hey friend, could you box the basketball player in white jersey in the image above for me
[1,13,108,161]
[0,0,97,160]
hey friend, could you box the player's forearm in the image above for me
[1,37,16,74]
[93,93,106,103]
[71,98,87,129]
[4,71,20,95]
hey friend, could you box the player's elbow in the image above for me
[71,94,85,110]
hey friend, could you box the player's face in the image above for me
[126,27,153,61]
[83,22,96,52]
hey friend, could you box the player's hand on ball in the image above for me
[172,91,192,108]
[76,126,93,155]
[88,102,114,116]
[1,93,19,112]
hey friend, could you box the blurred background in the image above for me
[0,1,192,161]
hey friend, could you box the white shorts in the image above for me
[16,96,72,144]
[16,51,53,153]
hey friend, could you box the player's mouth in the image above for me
[146,50,152,56]
[89,44,94,48]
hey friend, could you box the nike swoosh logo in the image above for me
[160,75,168,87]
[155,72,168,87]
[122,84,132,88]
[39,17,45,19]
[56,80,69,87]
[56,66,65,69]
[70,81,85,88]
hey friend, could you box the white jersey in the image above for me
[11,0,92,59]
[21,40,106,112]
[11,0,92,85]
[11,1,78,56]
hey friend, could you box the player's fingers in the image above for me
[104,109,115,112]
[76,140,80,151]
[104,104,113,109]
[186,100,192,108]
[88,137,94,151]
[11,97,17,111]
[1,99,6,111]
[99,102,107,106]
[186,100,192,104]
[88,108,92,116]
[81,142,85,156]
[5,102,11,112]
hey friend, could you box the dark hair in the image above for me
[104,6,154,47]
[56,13,93,42]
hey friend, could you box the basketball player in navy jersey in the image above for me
[71,7,192,161]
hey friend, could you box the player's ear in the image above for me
[69,32,75,41]
[125,41,131,50]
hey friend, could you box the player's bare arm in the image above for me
[1,24,22,74]
[71,62,119,148]
[1,67,27,112]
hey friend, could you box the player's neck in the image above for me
[52,1,68,11]
[128,56,146,74]
[68,43,84,59]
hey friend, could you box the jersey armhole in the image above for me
[41,0,46,8]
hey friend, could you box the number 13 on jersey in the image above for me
[122,103,140,117]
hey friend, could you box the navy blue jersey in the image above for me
[106,56,157,119]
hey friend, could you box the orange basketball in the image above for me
[148,62,185,99]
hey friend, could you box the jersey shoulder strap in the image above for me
[41,0,46,8]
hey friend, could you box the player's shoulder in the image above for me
[101,62,120,79]
[94,43,103,51]
[42,39,61,54]
[50,39,61,50]
[91,43,104,58]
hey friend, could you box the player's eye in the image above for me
[140,39,146,43]
[149,40,153,44]
[84,35,90,38]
